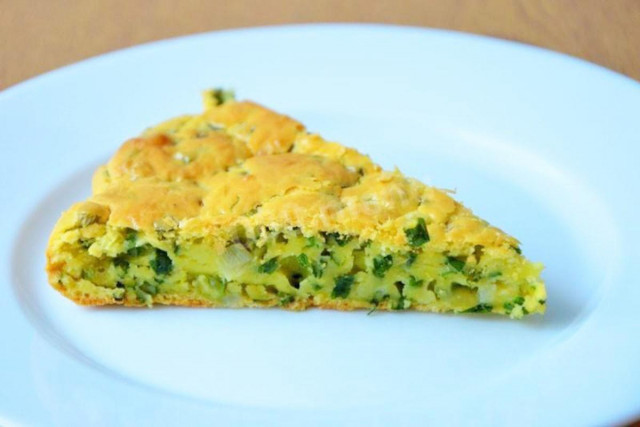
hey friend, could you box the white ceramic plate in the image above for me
[1,24,639,426]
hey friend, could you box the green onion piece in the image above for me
[297,253,309,268]
[258,257,279,274]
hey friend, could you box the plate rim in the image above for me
[2,23,639,98]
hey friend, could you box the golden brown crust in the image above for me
[64,98,517,251]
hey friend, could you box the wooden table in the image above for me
[1,0,639,424]
[1,0,639,89]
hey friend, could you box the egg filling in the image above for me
[50,221,545,317]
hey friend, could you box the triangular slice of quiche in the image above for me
[46,90,546,318]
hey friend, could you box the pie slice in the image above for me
[46,89,546,318]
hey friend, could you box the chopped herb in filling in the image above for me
[372,254,393,278]
[405,218,430,247]
[113,256,129,272]
[66,225,539,318]
[332,275,355,298]
[150,249,173,275]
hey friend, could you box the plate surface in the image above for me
[1,24,639,426]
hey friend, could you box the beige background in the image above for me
[1,0,640,89]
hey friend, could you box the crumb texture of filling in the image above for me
[46,90,546,318]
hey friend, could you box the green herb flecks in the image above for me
[504,296,527,314]
[139,282,158,296]
[405,252,418,267]
[79,239,94,249]
[311,261,325,278]
[135,289,149,303]
[372,254,393,278]
[296,253,314,279]
[368,292,390,315]
[404,218,430,247]
[408,276,424,287]
[446,256,465,272]
[209,88,235,105]
[258,257,279,274]
[305,236,320,248]
[325,232,353,247]
[297,253,309,268]
[486,271,502,279]
[463,303,493,313]
[332,275,355,299]
[503,302,515,313]
[278,294,295,306]
[114,256,129,272]
[127,244,148,257]
[150,249,173,275]
[135,281,159,304]
[394,296,411,310]
[124,228,137,250]
[321,248,341,266]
